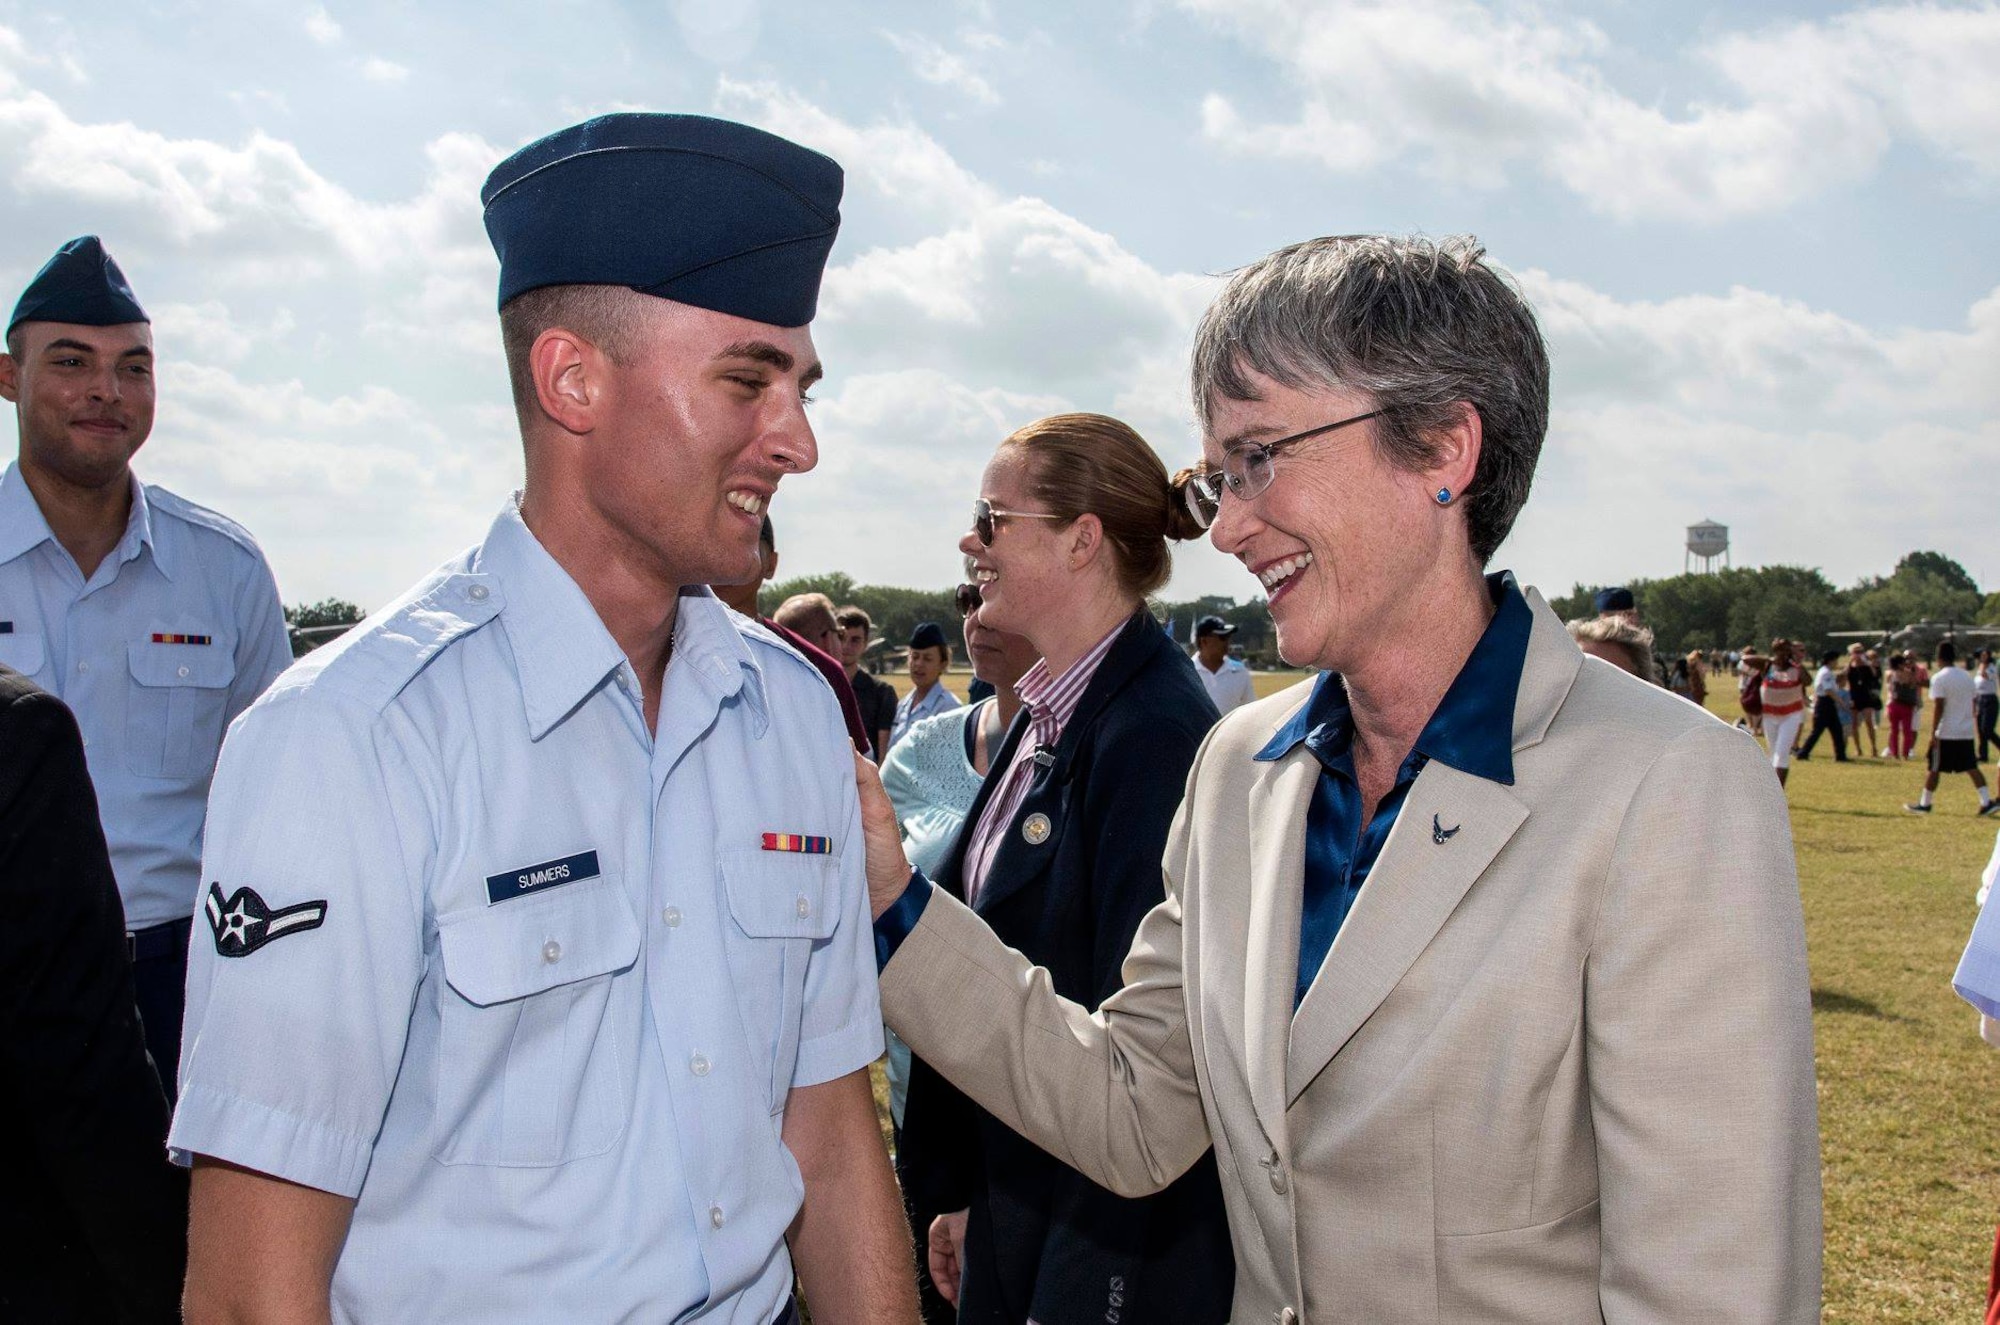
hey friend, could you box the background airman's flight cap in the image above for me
[909,622,948,652]
[8,236,149,337]
[481,113,843,328]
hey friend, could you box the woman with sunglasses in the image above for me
[862,236,1818,1322]
[894,412,1234,1324]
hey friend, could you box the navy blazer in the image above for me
[0,666,187,1323]
[899,611,1235,1325]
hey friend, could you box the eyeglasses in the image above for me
[954,583,982,617]
[1180,408,1386,530]
[972,496,1065,546]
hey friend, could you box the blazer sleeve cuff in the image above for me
[873,869,933,972]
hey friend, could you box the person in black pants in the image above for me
[1976,648,1998,764]
[1797,649,1849,762]
[0,665,188,1322]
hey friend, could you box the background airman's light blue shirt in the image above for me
[0,461,291,927]
[171,498,882,1323]
[891,680,960,750]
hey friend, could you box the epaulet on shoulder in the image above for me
[288,565,501,712]
[143,483,265,557]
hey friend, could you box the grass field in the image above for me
[881,668,2000,1320]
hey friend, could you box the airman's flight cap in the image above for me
[9,235,149,337]
[481,113,843,328]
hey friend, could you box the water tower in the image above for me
[1686,519,1730,573]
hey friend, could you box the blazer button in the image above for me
[1268,1164,1288,1196]
[1273,1309,1297,1325]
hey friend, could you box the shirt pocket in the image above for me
[433,875,641,1167]
[126,638,237,779]
[0,628,45,682]
[719,850,839,1113]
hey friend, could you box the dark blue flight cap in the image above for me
[482,113,842,328]
[8,235,149,337]
[1594,586,1635,614]
[909,622,949,652]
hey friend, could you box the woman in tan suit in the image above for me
[858,234,1820,1323]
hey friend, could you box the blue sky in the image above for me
[2,0,1994,609]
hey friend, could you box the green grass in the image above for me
[876,668,2000,1319]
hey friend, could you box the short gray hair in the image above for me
[1567,615,1657,682]
[1190,234,1549,564]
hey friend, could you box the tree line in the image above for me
[286,549,1997,671]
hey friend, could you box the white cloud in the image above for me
[304,7,341,45]
[359,57,409,84]
[883,31,1000,106]
[1185,0,2000,219]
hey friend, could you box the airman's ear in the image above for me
[0,353,19,405]
[528,328,606,436]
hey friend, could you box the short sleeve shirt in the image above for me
[170,498,883,1323]
[891,680,960,749]
[1932,666,1978,740]
[0,462,292,927]
[1196,655,1258,715]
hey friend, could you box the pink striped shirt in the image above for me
[961,617,1128,905]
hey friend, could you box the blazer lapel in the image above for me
[1286,759,1529,1103]
[1244,748,1315,1141]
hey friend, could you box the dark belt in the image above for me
[773,1301,798,1325]
[128,916,193,963]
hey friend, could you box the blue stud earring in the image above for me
[1435,487,1452,505]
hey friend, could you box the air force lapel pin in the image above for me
[205,883,328,958]
[1021,812,1053,846]
[1431,813,1461,845]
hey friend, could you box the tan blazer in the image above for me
[881,590,1820,1323]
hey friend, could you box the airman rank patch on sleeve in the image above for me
[205,883,328,958]
[761,833,831,854]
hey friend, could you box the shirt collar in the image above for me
[477,497,771,741]
[0,463,161,577]
[1254,571,1532,786]
[0,463,53,565]
[1013,611,1131,747]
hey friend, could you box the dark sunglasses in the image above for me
[972,496,1064,547]
[954,583,982,617]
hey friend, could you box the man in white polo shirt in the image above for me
[1191,614,1255,716]
[1907,639,1998,816]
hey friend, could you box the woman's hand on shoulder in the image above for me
[854,752,917,920]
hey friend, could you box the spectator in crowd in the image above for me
[771,590,872,756]
[1888,651,1923,759]
[837,604,897,761]
[1761,639,1809,787]
[1797,650,1850,763]
[895,412,1233,1323]
[862,234,1818,1323]
[1906,640,1997,816]
[878,578,1039,1324]
[1191,613,1257,715]
[0,666,188,1324]
[1567,613,1656,681]
[1976,647,1998,765]
[892,622,960,749]
[1739,645,1768,736]
[713,521,873,755]
[1686,649,1709,709]
[1846,644,1882,759]
[0,236,293,1103]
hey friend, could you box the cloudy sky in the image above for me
[2,0,1995,610]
